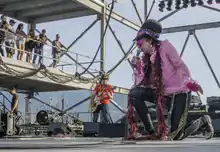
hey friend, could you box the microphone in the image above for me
[136,49,141,57]
[131,49,141,68]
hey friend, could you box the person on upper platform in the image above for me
[128,19,214,140]
[16,23,26,61]
[33,29,47,65]
[5,19,16,58]
[0,15,7,56]
[52,34,64,68]
[25,29,35,63]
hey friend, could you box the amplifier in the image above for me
[83,122,126,137]
[191,95,202,105]
[207,99,220,112]
[83,122,99,137]
[207,96,220,104]
[212,119,220,135]
[68,124,84,131]
[189,105,207,113]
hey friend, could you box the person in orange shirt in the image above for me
[91,73,113,123]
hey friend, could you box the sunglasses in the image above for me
[134,33,146,48]
[136,39,143,48]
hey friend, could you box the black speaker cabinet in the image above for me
[83,122,126,137]
[99,123,125,137]
[83,122,99,137]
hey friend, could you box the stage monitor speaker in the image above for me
[47,122,76,137]
[99,123,125,137]
[83,122,99,137]
[83,122,126,137]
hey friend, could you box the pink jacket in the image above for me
[133,40,197,96]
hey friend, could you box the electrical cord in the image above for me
[106,0,156,76]
[107,42,136,75]
[145,0,155,21]
[79,0,115,76]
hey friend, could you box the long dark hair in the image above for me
[142,35,163,90]
[142,35,166,139]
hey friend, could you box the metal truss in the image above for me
[3,1,219,124]
[159,5,220,90]
[33,1,220,123]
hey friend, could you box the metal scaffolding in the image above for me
[1,0,220,124]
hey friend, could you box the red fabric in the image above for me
[126,92,166,141]
[156,96,166,140]
[186,81,199,92]
[126,94,138,140]
[94,84,114,104]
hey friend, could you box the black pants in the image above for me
[166,92,207,140]
[52,53,60,68]
[129,86,156,134]
[33,47,43,65]
[129,87,207,139]
[5,41,14,58]
[0,39,4,56]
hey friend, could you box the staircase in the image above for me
[0,92,24,125]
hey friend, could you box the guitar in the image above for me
[89,86,116,113]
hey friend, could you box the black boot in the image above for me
[132,101,155,134]
[202,115,214,140]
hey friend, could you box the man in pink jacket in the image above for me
[128,19,214,140]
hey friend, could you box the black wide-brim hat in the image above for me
[101,73,109,80]
[133,19,162,41]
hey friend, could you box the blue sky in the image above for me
[36,0,220,103]
[2,0,220,108]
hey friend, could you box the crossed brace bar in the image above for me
[24,3,220,123]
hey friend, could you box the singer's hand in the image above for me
[131,56,140,67]
[131,56,137,68]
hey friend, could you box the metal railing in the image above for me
[0,92,25,125]
[0,28,101,74]
[0,92,11,113]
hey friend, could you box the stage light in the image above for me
[190,0,197,7]
[216,0,220,3]
[183,0,189,8]
[207,0,213,4]
[175,0,181,9]
[166,0,173,11]
[158,0,217,12]
[158,0,165,12]
[197,0,204,5]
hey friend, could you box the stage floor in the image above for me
[0,136,220,151]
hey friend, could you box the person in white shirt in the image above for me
[5,19,16,58]
[16,23,26,60]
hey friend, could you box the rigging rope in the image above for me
[0,1,155,94]
[0,56,97,85]
[145,0,155,21]
[107,43,136,75]
[79,0,115,76]
[106,1,156,76]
